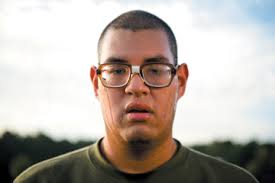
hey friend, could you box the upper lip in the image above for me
[125,102,153,113]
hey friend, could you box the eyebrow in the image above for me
[103,57,128,64]
[144,55,170,63]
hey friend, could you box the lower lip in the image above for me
[127,112,151,121]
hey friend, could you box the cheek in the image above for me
[98,88,125,124]
[153,87,177,122]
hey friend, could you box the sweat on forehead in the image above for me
[97,10,178,65]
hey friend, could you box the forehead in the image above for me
[99,29,173,65]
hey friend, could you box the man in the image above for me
[14,10,258,183]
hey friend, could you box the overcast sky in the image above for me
[0,0,274,144]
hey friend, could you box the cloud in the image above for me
[170,0,275,144]
[191,0,274,17]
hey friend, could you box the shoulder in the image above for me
[183,146,259,183]
[14,145,93,183]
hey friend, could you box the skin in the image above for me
[90,29,189,174]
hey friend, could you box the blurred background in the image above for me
[0,0,274,182]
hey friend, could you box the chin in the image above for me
[128,136,151,145]
[124,126,153,143]
[125,132,156,150]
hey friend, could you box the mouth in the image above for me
[126,103,153,114]
[126,108,150,113]
[125,103,153,121]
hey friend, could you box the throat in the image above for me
[128,139,153,159]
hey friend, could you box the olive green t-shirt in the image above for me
[14,139,258,183]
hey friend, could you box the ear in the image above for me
[90,65,99,97]
[176,63,189,100]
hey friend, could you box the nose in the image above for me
[125,73,150,96]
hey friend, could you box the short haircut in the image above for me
[97,10,178,65]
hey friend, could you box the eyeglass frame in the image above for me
[96,62,178,88]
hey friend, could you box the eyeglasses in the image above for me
[96,62,178,88]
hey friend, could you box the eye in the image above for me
[110,67,127,75]
[148,68,163,75]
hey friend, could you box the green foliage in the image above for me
[0,131,95,183]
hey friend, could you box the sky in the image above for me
[0,0,274,145]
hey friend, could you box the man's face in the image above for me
[91,29,188,145]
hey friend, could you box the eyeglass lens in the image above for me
[100,63,174,87]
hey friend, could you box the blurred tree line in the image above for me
[1,131,274,183]
[0,131,94,183]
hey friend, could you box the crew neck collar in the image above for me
[88,138,189,181]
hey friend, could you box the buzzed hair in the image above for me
[97,10,178,65]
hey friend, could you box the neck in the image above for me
[101,135,177,174]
